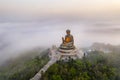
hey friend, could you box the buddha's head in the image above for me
[66,29,70,35]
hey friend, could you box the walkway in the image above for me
[30,49,60,80]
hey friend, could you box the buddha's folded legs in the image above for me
[60,42,75,50]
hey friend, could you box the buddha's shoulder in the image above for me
[69,34,73,37]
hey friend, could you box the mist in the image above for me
[0,19,120,65]
[0,0,120,65]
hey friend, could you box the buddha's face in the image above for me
[66,31,70,35]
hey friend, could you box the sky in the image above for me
[0,0,120,22]
[0,0,120,64]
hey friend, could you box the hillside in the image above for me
[0,46,120,80]
[0,49,50,80]
[41,51,120,80]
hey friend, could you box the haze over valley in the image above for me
[0,0,120,66]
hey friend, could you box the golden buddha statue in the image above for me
[60,29,75,50]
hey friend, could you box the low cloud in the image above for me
[0,19,120,65]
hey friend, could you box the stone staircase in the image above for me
[30,48,61,80]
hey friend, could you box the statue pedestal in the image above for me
[58,48,76,53]
[57,48,78,60]
[49,46,84,61]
